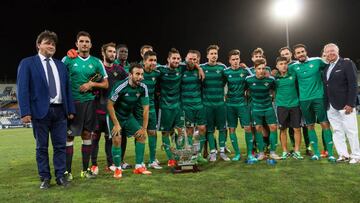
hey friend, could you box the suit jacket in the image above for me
[323,57,358,110]
[17,54,75,119]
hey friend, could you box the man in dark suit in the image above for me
[323,43,360,164]
[17,30,75,189]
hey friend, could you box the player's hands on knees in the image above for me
[67,49,78,58]
[112,124,121,137]
[135,127,146,139]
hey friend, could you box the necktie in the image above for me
[45,58,57,98]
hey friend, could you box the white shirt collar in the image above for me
[38,53,53,61]
[330,57,339,65]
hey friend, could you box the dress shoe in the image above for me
[40,179,50,189]
[56,177,69,187]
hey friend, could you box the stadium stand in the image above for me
[0,84,25,129]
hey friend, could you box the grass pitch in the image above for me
[1,121,360,203]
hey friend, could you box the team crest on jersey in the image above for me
[152,77,156,81]
[205,70,208,73]
[74,63,78,67]
[113,72,118,77]
[240,73,244,77]
[309,64,314,68]
[125,93,129,96]
[229,75,232,78]
[89,64,93,69]
[176,72,179,76]
[252,83,256,86]
[216,70,221,74]
[67,129,72,135]
[289,76,293,80]
[165,73,168,76]
[183,74,187,77]
[264,82,269,86]
[136,92,141,98]
[296,67,300,70]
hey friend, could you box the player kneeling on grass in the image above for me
[107,63,151,179]
[245,59,281,161]
[274,57,303,160]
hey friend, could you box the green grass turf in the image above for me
[1,120,360,203]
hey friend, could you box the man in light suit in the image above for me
[323,43,360,164]
[17,30,75,189]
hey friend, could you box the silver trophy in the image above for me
[169,127,200,173]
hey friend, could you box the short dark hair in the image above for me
[276,56,288,64]
[36,30,58,50]
[278,47,291,54]
[168,48,180,58]
[252,47,264,57]
[101,42,116,54]
[116,44,128,51]
[254,58,266,68]
[228,49,240,59]
[144,50,157,61]
[76,31,91,41]
[206,45,219,54]
[140,44,153,55]
[129,62,143,74]
[293,44,307,52]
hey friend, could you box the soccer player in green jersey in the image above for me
[134,50,162,169]
[158,48,204,166]
[107,63,151,179]
[224,49,256,162]
[182,50,207,163]
[289,44,335,162]
[274,57,303,160]
[245,59,281,161]
[62,31,109,180]
[114,44,130,72]
[279,47,312,157]
[201,45,230,162]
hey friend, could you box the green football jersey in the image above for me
[245,75,275,111]
[158,65,184,109]
[288,57,327,101]
[62,55,108,102]
[109,79,149,120]
[138,69,160,112]
[181,67,203,110]
[224,67,252,107]
[201,63,226,106]
[275,72,299,108]
[114,59,130,73]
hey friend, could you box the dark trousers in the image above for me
[32,104,67,181]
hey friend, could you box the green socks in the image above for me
[162,136,173,159]
[323,129,334,156]
[255,131,264,152]
[230,133,240,155]
[111,146,122,167]
[245,132,253,156]
[308,129,320,156]
[207,132,216,151]
[135,141,145,165]
[219,130,226,148]
[270,130,278,151]
[148,136,157,163]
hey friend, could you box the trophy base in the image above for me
[171,163,200,174]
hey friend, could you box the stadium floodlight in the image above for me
[272,0,301,47]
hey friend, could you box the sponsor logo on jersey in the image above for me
[252,83,256,86]
[152,77,156,81]
[240,73,244,77]
[125,93,129,96]
[74,63,78,67]
[136,93,141,98]
[229,75,232,78]
[113,72,118,77]
[89,64,94,69]
[216,70,221,74]
[289,76,293,80]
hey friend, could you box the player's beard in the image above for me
[105,57,115,64]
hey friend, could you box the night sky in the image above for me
[1,0,359,81]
